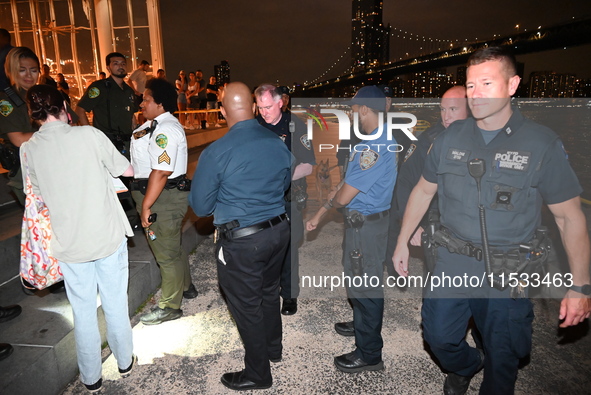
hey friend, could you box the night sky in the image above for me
[159,0,591,90]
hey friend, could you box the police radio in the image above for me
[468,159,504,291]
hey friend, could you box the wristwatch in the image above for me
[569,284,591,295]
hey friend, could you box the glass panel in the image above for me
[133,27,151,66]
[0,4,14,29]
[71,0,91,28]
[15,1,32,31]
[114,27,131,59]
[132,0,148,26]
[111,0,129,28]
[19,32,35,52]
[52,0,70,27]
[76,29,95,75]
[57,30,73,73]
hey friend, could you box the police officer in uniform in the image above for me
[388,86,469,269]
[333,84,413,337]
[76,52,137,157]
[129,78,196,325]
[393,47,591,394]
[307,86,397,373]
[0,47,39,204]
[190,82,291,391]
[255,83,316,315]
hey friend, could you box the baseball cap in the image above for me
[377,85,392,97]
[278,86,290,95]
[342,86,386,111]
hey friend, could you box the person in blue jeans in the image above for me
[21,84,136,393]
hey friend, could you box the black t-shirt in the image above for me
[206,84,218,101]
[256,111,316,167]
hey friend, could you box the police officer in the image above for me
[255,83,316,315]
[0,47,39,204]
[333,84,414,337]
[76,52,137,156]
[190,82,291,391]
[129,78,196,325]
[388,86,469,268]
[393,47,591,394]
[307,85,397,373]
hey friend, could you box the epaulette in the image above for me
[3,86,25,107]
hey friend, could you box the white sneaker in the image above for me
[215,123,221,127]
[205,122,210,128]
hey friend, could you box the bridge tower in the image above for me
[351,0,390,72]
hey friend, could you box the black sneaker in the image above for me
[140,307,182,325]
[183,284,198,299]
[84,378,102,393]
[119,354,137,378]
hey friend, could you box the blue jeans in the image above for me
[60,239,134,385]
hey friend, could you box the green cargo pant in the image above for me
[132,188,192,310]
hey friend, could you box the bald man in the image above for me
[189,82,292,391]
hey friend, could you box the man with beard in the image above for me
[76,52,137,157]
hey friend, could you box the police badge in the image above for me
[300,134,311,150]
[359,149,379,170]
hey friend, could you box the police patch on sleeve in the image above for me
[359,149,379,170]
[404,144,416,163]
[88,87,100,99]
[158,150,171,165]
[155,134,168,149]
[0,100,14,117]
[494,150,530,171]
[300,134,311,150]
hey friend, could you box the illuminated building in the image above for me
[351,0,390,71]
[528,71,577,98]
[214,60,230,85]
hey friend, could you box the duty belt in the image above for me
[129,174,188,193]
[432,229,484,261]
[365,209,389,221]
[432,229,526,263]
[344,209,389,229]
[216,213,289,241]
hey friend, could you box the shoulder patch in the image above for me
[155,134,168,149]
[404,144,416,162]
[0,100,14,117]
[88,87,100,99]
[158,150,171,165]
[300,134,311,150]
[359,149,379,170]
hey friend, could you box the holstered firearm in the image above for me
[421,208,440,273]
